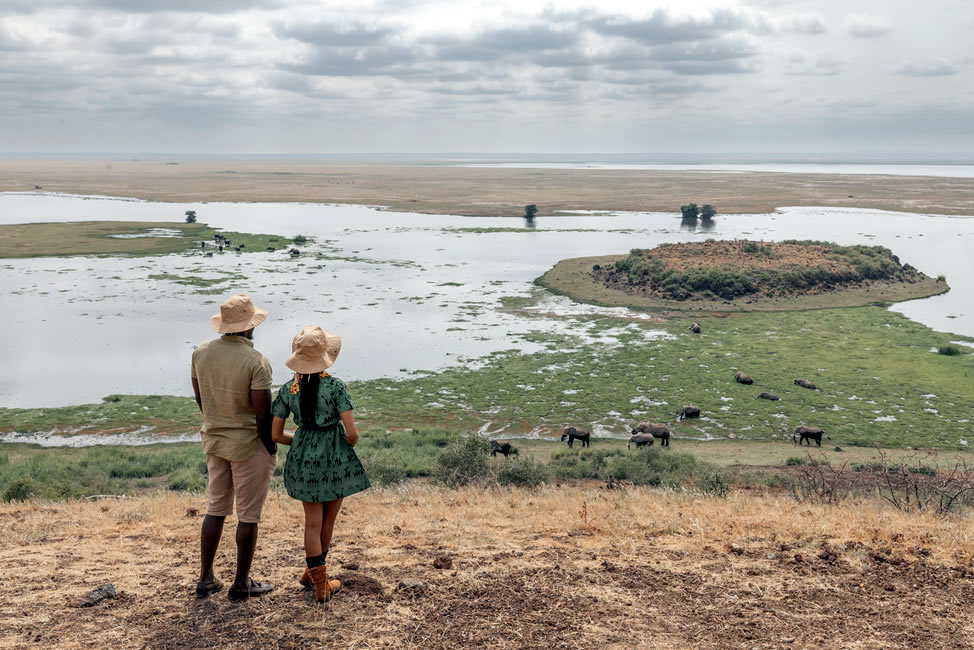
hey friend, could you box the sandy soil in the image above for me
[2,158,974,216]
[1,484,972,649]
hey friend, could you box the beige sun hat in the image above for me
[285,326,342,374]
[210,294,268,334]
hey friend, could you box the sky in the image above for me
[1,0,972,154]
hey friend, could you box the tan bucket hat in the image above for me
[210,294,268,334]
[285,326,342,374]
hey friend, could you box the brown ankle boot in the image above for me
[309,565,341,603]
[299,567,312,589]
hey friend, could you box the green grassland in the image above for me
[0,221,301,258]
[3,304,972,450]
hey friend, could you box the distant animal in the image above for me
[628,433,655,449]
[34,185,42,190]
[218,245,224,252]
[561,426,591,448]
[690,322,701,334]
[200,241,206,249]
[234,245,243,251]
[289,248,301,256]
[793,426,830,446]
[631,422,670,447]
[237,243,245,249]
[266,247,275,252]
[204,252,213,257]
[735,372,753,385]
[678,406,701,420]
[490,440,518,457]
[794,378,817,390]
[758,392,779,401]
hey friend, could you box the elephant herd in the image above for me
[736,367,829,445]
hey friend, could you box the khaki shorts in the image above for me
[206,446,277,523]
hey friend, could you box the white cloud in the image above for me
[896,59,957,77]
[845,14,894,38]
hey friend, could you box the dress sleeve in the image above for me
[334,380,354,413]
[271,384,292,420]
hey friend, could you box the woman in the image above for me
[271,326,370,603]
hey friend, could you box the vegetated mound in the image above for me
[595,240,932,303]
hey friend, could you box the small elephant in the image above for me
[793,426,830,446]
[628,433,655,449]
[735,372,753,385]
[690,322,701,334]
[490,440,518,457]
[678,406,701,420]
[758,392,779,401]
[794,378,817,390]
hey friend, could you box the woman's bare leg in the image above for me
[320,498,344,553]
[302,501,324,558]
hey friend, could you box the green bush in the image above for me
[701,471,731,497]
[434,436,492,487]
[548,448,624,480]
[167,468,205,491]
[2,477,36,502]
[785,456,806,466]
[607,447,711,487]
[938,345,963,356]
[496,457,549,488]
[363,452,409,487]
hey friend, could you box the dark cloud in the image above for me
[896,60,957,77]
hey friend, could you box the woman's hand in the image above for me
[340,409,359,447]
[271,416,294,445]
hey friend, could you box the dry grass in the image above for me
[1,484,972,649]
[3,158,974,216]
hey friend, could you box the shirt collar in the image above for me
[221,334,255,348]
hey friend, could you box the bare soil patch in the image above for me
[1,486,972,649]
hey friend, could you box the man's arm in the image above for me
[191,377,203,412]
[251,388,276,455]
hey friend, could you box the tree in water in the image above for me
[701,204,717,219]
[185,210,197,224]
[523,204,538,223]
[680,203,699,219]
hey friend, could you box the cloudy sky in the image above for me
[1,0,972,154]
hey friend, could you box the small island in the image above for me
[537,240,948,312]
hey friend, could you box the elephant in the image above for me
[678,406,701,420]
[793,426,830,446]
[794,378,817,390]
[758,392,779,401]
[628,433,655,449]
[490,440,518,457]
[690,322,701,334]
[735,372,754,385]
[631,422,671,447]
[561,426,591,448]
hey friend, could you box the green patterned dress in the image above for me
[271,376,370,503]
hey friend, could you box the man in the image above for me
[191,294,277,601]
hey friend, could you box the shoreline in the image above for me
[2,158,974,217]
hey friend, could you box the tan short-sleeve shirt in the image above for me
[191,335,274,461]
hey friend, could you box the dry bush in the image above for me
[872,450,974,515]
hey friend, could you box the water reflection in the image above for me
[0,194,971,408]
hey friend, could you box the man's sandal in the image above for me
[195,578,224,599]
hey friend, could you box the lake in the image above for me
[1,193,971,408]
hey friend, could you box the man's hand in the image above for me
[251,388,276,456]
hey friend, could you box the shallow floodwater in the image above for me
[0,193,971,408]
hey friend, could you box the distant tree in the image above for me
[523,204,538,222]
[680,203,699,219]
[293,234,308,244]
[701,204,717,219]
[184,210,197,224]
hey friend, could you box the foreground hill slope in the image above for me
[1,485,972,649]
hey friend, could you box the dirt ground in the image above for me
[2,158,974,216]
[1,484,972,649]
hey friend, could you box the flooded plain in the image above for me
[1,193,971,409]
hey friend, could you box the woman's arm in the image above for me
[340,409,359,447]
[271,416,294,445]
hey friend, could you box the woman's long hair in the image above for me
[299,372,321,428]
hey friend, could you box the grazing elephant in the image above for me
[793,426,830,446]
[561,426,591,448]
[628,433,655,449]
[794,378,817,390]
[678,406,701,420]
[690,322,701,334]
[631,422,671,447]
[758,392,779,401]
[735,372,753,385]
[490,440,518,457]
